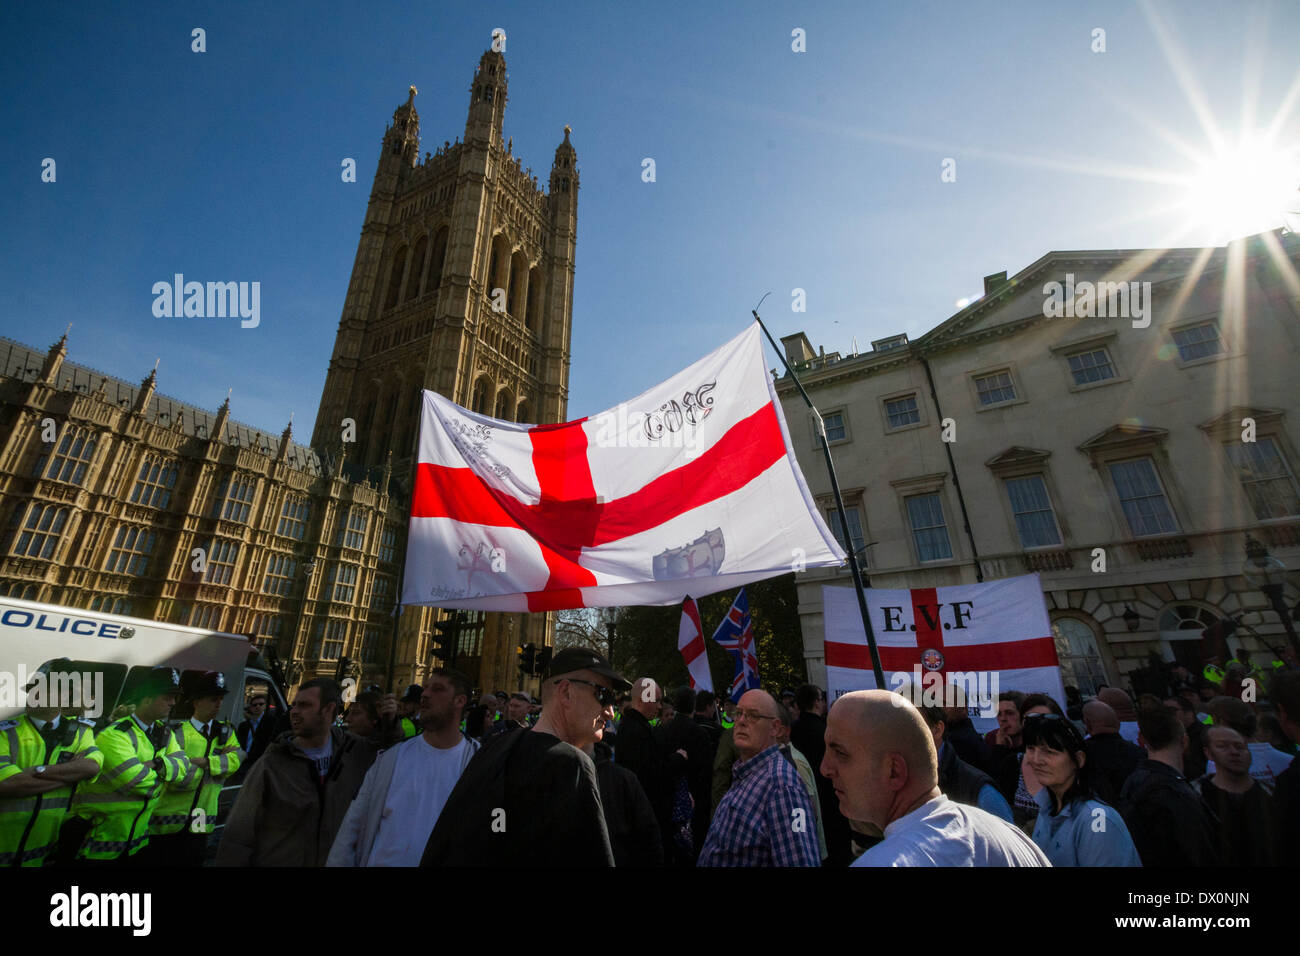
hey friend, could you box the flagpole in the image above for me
[752,302,886,688]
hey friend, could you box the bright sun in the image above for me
[1183,133,1300,242]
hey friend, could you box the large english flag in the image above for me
[402,324,846,611]
[822,575,1066,731]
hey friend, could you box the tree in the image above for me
[609,573,807,699]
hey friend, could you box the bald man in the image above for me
[1082,700,1144,799]
[821,691,1049,866]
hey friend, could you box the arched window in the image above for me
[384,245,407,310]
[11,503,69,560]
[494,390,512,421]
[429,227,449,291]
[489,234,511,302]
[516,401,531,424]
[406,235,429,301]
[1051,616,1110,698]
[526,268,542,331]
[508,252,528,317]
[130,456,180,509]
[471,378,490,415]
[34,425,97,486]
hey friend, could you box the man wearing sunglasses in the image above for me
[421,647,630,867]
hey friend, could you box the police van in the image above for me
[0,595,290,839]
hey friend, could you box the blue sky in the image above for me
[2,0,1297,439]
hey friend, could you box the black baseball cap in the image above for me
[545,647,631,692]
[401,684,423,703]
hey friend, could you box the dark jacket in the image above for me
[937,738,999,808]
[422,728,613,866]
[944,716,990,770]
[1118,758,1218,867]
[216,727,379,866]
[614,708,668,819]
[1195,774,1283,866]
[1274,758,1300,863]
[711,727,739,816]
[657,713,713,856]
[236,709,287,770]
[1084,732,1145,802]
[593,742,663,867]
[790,711,853,866]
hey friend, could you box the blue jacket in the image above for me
[1031,788,1141,866]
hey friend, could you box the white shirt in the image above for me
[365,736,474,867]
[853,796,1051,867]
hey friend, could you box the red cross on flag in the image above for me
[402,324,846,611]
[678,597,714,693]
[822,574,1066,731]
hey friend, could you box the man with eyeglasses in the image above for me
[698,689,820,867]
[421,647,630,867]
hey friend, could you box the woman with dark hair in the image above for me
[993,693,1063,828]
[1024,713,1141,866]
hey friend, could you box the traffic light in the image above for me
[433,617,461,664]
[518,642,536,675]
[534,645,552,677]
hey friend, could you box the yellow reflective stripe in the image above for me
[103,756,144,782]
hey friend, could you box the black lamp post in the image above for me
[605,621,616,668]
[1242,534,1300,660]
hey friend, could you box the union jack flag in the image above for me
[710,588,761,702]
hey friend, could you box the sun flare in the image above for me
[1182,133,1300,242]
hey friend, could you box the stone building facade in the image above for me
[779,229,1300,695]
[0,48,577,697]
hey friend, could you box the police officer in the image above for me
[399,685,423,739]
[142,670,244,866]
[0,659,102,866]
[63,666,189,864]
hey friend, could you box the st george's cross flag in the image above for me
[711,588,762,702]
[822,574,1066,732]
[402,324,846,611]
[677,597,714,693]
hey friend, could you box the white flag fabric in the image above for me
[402,323,846,611]
[678,597,714,693]
[822,574,1066,733]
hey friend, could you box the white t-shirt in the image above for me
[853,796,1051,867]
[365,736,474,867]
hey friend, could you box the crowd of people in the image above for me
[3,647,1298,867]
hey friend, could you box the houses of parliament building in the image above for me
[0,49,576,696]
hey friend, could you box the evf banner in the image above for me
[822,574,1065,732]
[402,324,846,611]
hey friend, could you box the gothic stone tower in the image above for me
[313,49,578,692]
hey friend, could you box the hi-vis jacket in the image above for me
[149,719,244,836]
[0,715,102,866]
[68,715,189,860]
